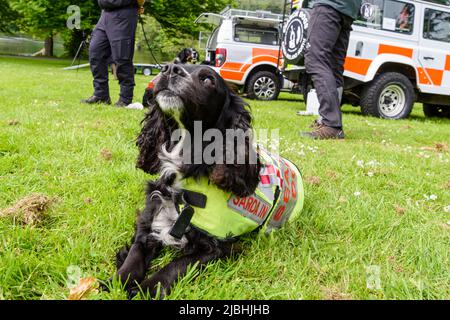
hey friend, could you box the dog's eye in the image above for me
[201,76,214,86]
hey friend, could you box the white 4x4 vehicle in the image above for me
[195,8,288,100]
[282,0,450,119]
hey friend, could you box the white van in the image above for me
[282,0,450,119]
[195,8,289,100]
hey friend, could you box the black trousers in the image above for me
[305,4,353,129]
[89,7,138,103]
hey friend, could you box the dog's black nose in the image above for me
[162,64,188,78]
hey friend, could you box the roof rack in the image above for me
[219,6,284,21]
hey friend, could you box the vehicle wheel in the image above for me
[246,71,280,101]
[143,67,152,76]
[360,72,414,119]
[423,104,450,118]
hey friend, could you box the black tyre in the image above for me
[246,71,280,101]
[423,104,450,118]
[360,72,414,119]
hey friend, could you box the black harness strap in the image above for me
[169,205,194,240]
[181,189,207,209]
[169,190,207,240]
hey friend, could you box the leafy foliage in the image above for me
[146,0,232,36]
[234,0,284,13]
[3,0,282,57]
[0,1,19,33]
[10,0,69,37]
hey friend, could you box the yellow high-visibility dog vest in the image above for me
[180,149,304,239]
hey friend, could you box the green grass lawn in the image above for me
[0,56,449,300]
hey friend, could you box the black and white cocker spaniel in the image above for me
[111,64,303,299]
[174,47,199,65]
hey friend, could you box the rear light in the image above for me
[215,48,227,67]
[147,80,155,90]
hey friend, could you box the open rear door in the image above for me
[195,13,224,26]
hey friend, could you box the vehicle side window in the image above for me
[423,8,450,43]
[234,25,279,45]
[355,0,415,34]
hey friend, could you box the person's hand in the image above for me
[137,0,145,15]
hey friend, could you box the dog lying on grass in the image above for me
[111,64,304,299]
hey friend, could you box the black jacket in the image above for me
[97,0,137,10]
[313,0,362,19]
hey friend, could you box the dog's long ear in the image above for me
[136,103,175,174]
[210,90,261,197]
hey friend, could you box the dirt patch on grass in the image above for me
[100,149,113,161]
[84,197,93,204]
[93,121,104,129]
[394,206,406,215]
[326,171,338,180]
[305,176,321,186]
[7,120,20,126]
[0,194,56,226]
[388,256,404,273]
[321,287,352,300]
[421,143,449,153]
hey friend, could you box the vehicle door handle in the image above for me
[423,56,435,61]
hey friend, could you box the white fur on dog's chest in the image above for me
[151,198,188,248]
[150,131,188,248]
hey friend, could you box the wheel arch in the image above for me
[364,55,418,86]
[244,63,280,91]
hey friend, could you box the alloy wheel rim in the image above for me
[254,77,276,99]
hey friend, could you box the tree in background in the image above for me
[7,0,230,57]
[0,1,19,33]
[9,0,99,57]
[61,1,100,59]
[147,0,232,36]
[234,0,284,13]
[10,0,68,56]
[4,0,282,58]
[121,0,233,63]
